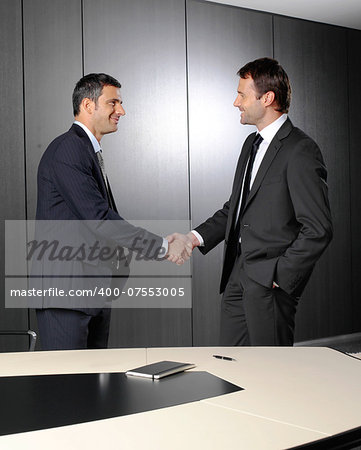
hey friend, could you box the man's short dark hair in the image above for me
[72,73,121,116]
[237,58,291,113]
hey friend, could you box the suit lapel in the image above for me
[70,124,100,167]
[244,139,282,208]
[242,119,293,213]
[106,178,118,213]
[70,124,113,208]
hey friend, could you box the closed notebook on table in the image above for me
[125,360,196,379]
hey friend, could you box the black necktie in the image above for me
[234,133,263,238]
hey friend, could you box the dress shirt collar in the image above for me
[258,114,287,144]
[74,120,101,153]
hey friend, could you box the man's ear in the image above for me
[80,97,95,115]
[262,91,276,107]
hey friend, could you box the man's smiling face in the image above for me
[92,85,125,139]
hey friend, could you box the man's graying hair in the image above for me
[72,73,121,116]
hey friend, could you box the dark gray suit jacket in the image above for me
[32,123,164,309]
[195,118,333,297]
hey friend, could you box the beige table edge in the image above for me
[0,346,359,449]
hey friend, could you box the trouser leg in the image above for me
[87,307,111,349]
[220,256,298,346]
[220,256,250,345]
[36,307,111,350]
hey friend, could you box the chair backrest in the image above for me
[0,330,37,351]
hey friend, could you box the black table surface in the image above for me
[0,370,243,436]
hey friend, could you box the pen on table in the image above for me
[212,354,237,361]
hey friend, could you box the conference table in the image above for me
[0,346,360,449]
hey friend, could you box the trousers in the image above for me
[220,255,298,346]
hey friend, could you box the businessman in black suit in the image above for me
[34,73,191,350]
[168,58,333,346]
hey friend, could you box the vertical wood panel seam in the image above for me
[21,0,31,336]
[81,0,85,76]
[184,0,194,346]
[21,0,28,222]
[271,14,275,58]
[346,30,355,332]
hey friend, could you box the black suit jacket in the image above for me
[195,118,333,297]
[33,123,164,309]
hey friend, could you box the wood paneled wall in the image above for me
[1,0,360,350]
[187,0,273,345]
[0,0,28,351]
[348,29,361,334]
[273,17,351,340]
[82,0,192,347]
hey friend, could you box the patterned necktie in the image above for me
[96,150,116,211]
[96,150,107,185]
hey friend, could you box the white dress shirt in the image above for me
[74,120,101,153]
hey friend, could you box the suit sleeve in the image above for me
[276,138,333,293]
[193,134,254,255]
[194,200,230,255]
[49,136,164,258]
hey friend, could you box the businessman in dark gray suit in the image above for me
[35,73,191,350]
[169,58,333,346]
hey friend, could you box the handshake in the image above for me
[165,232,200,265]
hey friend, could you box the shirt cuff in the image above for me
[162,238,169,256]
[191,230,204,247]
